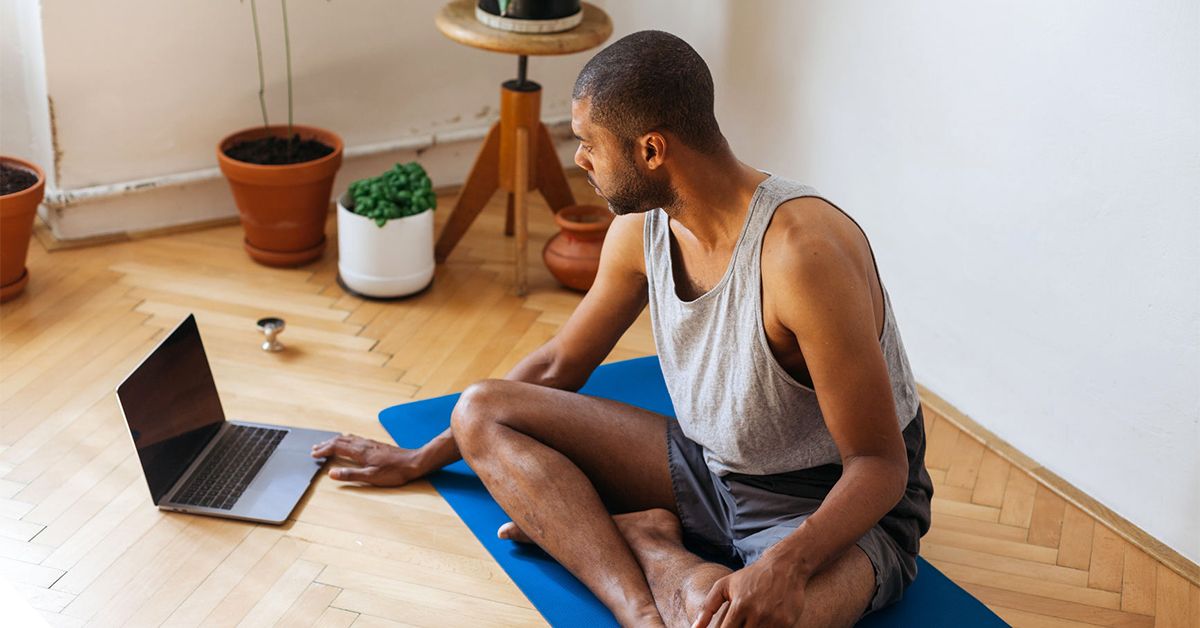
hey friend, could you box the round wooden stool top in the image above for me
[436,0,612,56]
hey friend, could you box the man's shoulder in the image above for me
[611,210,649,232]
[762,196,864,276]
[598,211,649,276]
[607,211,648,250]
[760,196,883,340]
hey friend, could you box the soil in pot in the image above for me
[223,134,334,165]
[1,164,38,195]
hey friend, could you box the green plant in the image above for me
[348,162,437,227]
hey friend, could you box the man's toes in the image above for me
[497,521,534,544]
[614,508,682,545]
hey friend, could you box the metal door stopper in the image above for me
[257,317,286,352]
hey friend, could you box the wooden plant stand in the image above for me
[433,0,612,294]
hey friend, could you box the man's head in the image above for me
[571,30,725,215]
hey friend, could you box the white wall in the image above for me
[8,0,615,238]
[36,0,594,188]
[18,0,744,240]
[9,0,732,240]
[718,1,1199,562]
[1,0,55,187]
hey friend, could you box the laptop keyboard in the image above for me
[171,425,287,510]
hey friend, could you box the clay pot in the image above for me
[217,125,343,267]
[542,204,613,292]
[0,156,46,303]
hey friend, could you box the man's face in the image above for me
[571,98,677,216]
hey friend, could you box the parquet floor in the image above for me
[1,173,1196,627]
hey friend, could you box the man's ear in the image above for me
[644,132,667,169]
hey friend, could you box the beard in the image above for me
[596,152,678,216]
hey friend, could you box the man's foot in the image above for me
[500,510,720,627]
[619,510,730,628]
[497,521,534,543]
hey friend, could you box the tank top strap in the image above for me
[739,176,822,276]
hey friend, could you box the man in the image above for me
[313,30,932,627]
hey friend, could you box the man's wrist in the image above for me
[412,433,456,474]
[410,443,439,475]
[766,528,820,581]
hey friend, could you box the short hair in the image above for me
[573,30,724,154]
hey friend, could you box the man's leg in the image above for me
[613,510,731,627]
[450,379,678,626]
[616,510,875,628]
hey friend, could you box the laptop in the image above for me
[116,313,340,524]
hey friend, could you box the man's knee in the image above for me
[450,379,512,457]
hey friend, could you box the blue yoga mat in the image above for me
[380,356,1005,627]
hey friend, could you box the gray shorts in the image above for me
[665,407,933,616]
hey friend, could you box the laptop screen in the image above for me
[117,314,225,504]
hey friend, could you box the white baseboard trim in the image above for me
[40,115,576,242]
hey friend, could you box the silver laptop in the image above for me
[116,313,339,524]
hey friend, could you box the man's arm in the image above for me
[761,230,908,578]
[696,210,909,626]
[504,212,650,389]
[314,213,651,484]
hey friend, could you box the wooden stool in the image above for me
[434,0,612,295]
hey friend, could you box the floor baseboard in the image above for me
[919,383,1200,587]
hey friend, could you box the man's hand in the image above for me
[692,555,808,628]
[311,434,429,487]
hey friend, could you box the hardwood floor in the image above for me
[1,174,1196,627]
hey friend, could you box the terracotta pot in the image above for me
[0,156,46,303]
[217,125,343,267]
[542,204,613,292]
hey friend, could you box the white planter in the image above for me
[336,193,435,298]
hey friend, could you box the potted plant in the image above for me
[475,0,583,33]
[336,162,437,298]
[217,0,343,267]
[0,156,46,303]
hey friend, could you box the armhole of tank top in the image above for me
[752,195,819,393]
[814,197,890,343]
[751,188,892,391]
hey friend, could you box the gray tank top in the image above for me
[644,173,921,476]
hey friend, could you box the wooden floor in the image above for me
[1,173,1196,627]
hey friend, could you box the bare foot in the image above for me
[497,521,535,543]
[500,512,685,628]
[618,509,729,628]
[497,518,665,626]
